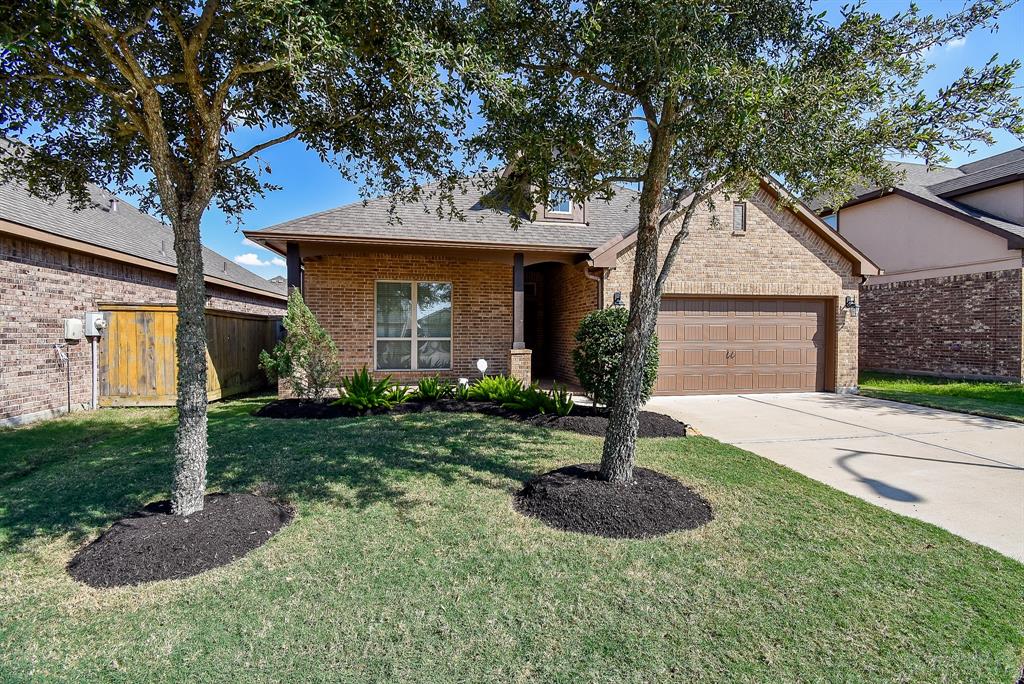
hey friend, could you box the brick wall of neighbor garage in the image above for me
[302,250,513,383]
[860,268,1024,382]
[604,187,861,392]
[0,235,285,426]
[545,263,599,385]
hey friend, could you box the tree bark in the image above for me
[170,209,209,515]
[599,122,676,483]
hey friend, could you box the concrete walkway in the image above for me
[646,393,1024,562]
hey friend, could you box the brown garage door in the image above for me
[655,297,827,395]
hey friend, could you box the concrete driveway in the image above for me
[646,393,1024,562]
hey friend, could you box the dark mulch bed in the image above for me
[513,463,713,539]
[67,493,293,588]
[254,399,688,438]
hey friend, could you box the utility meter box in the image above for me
[85,311,107,337]
[64,318,84,341]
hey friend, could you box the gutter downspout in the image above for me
[583,265,605,309]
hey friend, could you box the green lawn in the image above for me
[860,371,1024,422]
[1,396,1022,683]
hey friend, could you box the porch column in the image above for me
[512,252,525,349]
[509,252,532,382]
[286,241,302,294]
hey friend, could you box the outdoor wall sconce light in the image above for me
[844,295,859,315]
[612,291,623,307]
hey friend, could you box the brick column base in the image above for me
[277,377,294,399]
[509,348,532,384]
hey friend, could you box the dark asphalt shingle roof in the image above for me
[0,179,286,298]
[250,175,641,251]
[817,148,1024,244]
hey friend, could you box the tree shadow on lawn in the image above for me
[0,396,566,552]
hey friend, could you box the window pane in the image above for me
[376,282,411,337]
[417,340,451,370]
[417,282,452,338]
[377,340,412,369]
[548,191,572,214]
[733,203,746,232]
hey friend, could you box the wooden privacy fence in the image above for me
[99,304,281,407]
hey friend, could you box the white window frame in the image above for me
[547,190,573,215]
[374,280,452,371]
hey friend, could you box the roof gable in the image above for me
[0,179,285,298]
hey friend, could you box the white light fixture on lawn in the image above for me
[476,358,488,378]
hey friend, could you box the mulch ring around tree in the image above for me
[67,493,294,588]
[514,463,713,539]
[254,399,688,438]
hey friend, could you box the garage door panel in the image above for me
[655,297,828,396]
[683,324,703,341]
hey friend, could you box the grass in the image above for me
[860,371,1024,423]
[1,396,1022,683]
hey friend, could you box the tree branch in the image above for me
[212,59,282,112]
[218,128,301,168]
[518,61,638,98]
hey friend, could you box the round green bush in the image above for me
[572,306,659,407]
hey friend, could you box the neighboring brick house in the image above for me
[1,180,286,427]
[246,174,878,397]
[819,147,1024,382]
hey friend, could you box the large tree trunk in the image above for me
[170,211,209,515]
[599,124,675,483]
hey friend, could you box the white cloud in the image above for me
[233,252,273,267]
[271,257,286,267]
[945,37,967,50]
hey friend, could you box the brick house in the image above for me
[819,147,1024,382]
[1,180,286,427]
[246,175,878,397]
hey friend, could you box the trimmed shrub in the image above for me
[572,307,658,406]
[259,289,340,401]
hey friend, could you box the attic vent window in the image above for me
[548,191,573,215]
[732,202,746,234]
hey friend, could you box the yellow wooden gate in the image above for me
[99,305,280,406]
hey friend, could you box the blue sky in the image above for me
[212,0,1024,279]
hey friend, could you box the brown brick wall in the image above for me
[603,188,861,391]
[302,250,513,382]
[860,268,1023,382]
[544,263,599,385]
[0,235,285,425]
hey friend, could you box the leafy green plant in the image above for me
[572,307,658,407]
[334,367,399,411]
[453,380,471,401]
[502,383,555,414]
[413,376,453,401]
[548,383,575,417]
[385,384,413,406]
[260,289,341,401]
[467,375,524,403]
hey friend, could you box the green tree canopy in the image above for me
[467,0,1024,482]
[0,0,476,514]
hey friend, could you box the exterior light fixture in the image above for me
[476,358,488,378]
[844,295,859,315]
[612,291,623,307]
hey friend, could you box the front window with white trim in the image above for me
[375,280,452,370]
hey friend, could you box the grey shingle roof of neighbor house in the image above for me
[815,147,1024,246]
[248,175,641,251]
[0,179,286,298]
